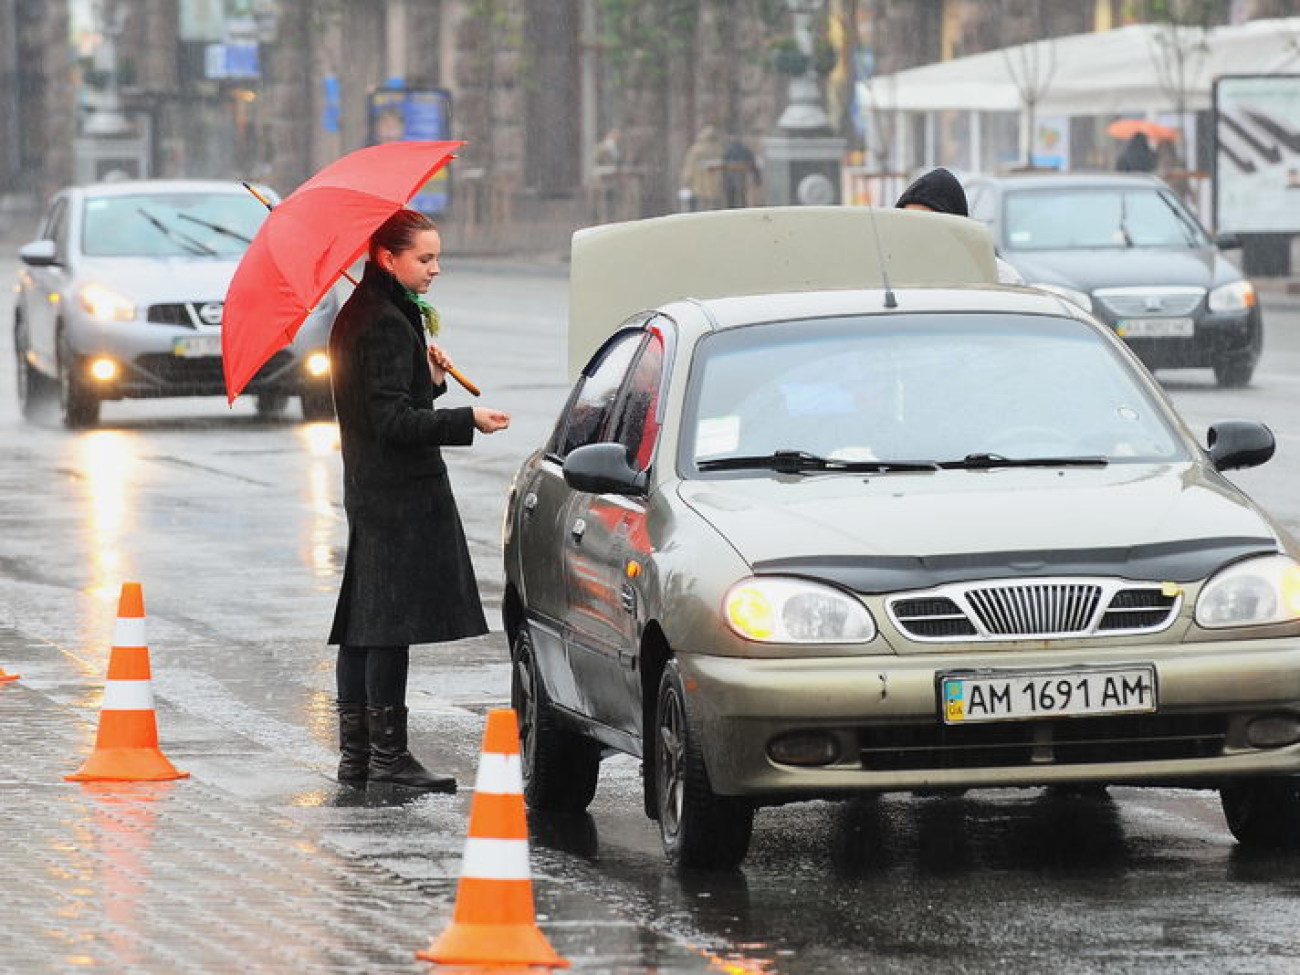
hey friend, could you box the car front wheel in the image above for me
[1213,353,1256,388]
[300,390,334,421]
[15,318,54,420]
[655,659,754,869]
[57,333,100,428]
[510,625,600,812]
[1221,777,1300,848]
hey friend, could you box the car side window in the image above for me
[968,184,995,225]
[552,330,645,459]
[610,329,666,471]
[43,199,68,258]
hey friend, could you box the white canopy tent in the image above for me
[858,17,1300,172]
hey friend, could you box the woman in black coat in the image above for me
[327,208,510,792]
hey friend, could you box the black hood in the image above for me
[896,168,969,217]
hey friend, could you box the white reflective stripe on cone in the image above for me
[460,837,531,880]
[474,752,524,795]
[113,617,148,648]
[101,680,155,711]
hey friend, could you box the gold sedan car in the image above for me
[502,207,1298,870]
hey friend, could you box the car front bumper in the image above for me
[680,638,1300,798]
[1096,306,1261,369]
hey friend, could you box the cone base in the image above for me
[66,746,189,782]
[416,921,569,968]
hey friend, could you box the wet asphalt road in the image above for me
[4,249,1300,974]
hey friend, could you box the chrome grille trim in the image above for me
[1093,286,1205,318]
[887,578,1181,642]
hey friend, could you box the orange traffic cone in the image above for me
[66,582,188,783]
[0,667,18,682]
[416,708,569,968]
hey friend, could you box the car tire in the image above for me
[1221,777,1300,849]
[655,659,754,870]
[255,392,289,416]
[57,333,100,429]
[300,390,334,421]
[510,625,600,813]
[1213,354,1255,388]
[15,318,54,420]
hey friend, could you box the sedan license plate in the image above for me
[172,334,222,358]
[941,666,1156,725]
[1116,317,1194,338]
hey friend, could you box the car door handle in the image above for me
[522,492,538,516]
[570,518,586,542]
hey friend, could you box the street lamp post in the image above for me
[764,0,845,206]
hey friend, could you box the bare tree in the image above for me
[1134,0,1223,139]
[1000,1,1056,168]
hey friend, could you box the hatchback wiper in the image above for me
[942,452,1109,470]
[697,450,939,474]
[176,211,251,244]
[137,208,218,256]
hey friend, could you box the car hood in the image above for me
[1007,247,1235,291]
[77,256,241,302]
[677,464,1280,590]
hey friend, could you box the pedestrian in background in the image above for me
[679,124,724,211]
[895,167,1024,284]
[722,135,761,208]
[1115,132,1158,172]
[327,208,510,793]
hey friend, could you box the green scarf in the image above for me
[404,288,440,337]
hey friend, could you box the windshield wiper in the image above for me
[137,208,218,256]
[1116,193,1133,247]
[176,211,251,244]
[697,450,939,474]
[942,452,1108,470]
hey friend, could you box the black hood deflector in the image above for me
[752,536,1278,594]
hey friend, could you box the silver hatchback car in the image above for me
[14,179,337,427]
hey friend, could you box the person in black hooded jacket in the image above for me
[895,167,1023,284]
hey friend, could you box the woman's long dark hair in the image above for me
[369,209,436,261]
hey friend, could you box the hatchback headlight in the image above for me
[1207,280,1256,313]
[78,282,136,322]
[1031,283,1092,313]
[1195,555,1300,628]
[724,577,876,644]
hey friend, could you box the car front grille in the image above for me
[147,301,224,328]
[889,579,1180,641]
[1093,287,1205,318]
[859,713,1227,771]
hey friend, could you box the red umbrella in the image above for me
[1106,118,1180,143]
[222,140,468,403]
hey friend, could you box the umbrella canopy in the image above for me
[222,140,463,403]
[1106,118,1181,143]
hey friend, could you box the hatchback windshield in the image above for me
[81,192,267,258]
[682,313,1187,473]
[1003,188,1209,251]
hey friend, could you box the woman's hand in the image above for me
[473,407,511,434]
[427,343,453,385]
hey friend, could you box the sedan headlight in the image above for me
[78,282,136,322]
[1031,283,1092,313]
[724,577,876,644]
[1195,555,1300,628]
[1207,280,1256,313]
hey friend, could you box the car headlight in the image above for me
[1207,280,1256,313]
[1031,283,1092,312]
[724,577,876,644]
[1195,555,1300,629]
[78,282,136,321]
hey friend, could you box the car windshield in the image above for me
[81,191,267,258]
[1002,187,1209,251]
[681,313,1188,474]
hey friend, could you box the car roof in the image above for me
[967,171,1166,191]
[568,206,999,378]
[665,284,1087,331]
[68,179,268,198]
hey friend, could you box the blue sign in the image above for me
[368,88,454,215]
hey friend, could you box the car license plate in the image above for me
[940,666,1156,724]
[172,334,222,357]
[1116,317,1194,338]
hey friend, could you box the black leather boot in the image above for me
[367,705,457,792]
[337,702,370,785]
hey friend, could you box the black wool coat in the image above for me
[326,261,487,647]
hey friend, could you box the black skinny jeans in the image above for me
[336,645,409,707]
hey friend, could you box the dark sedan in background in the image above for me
[964,172,1262,387]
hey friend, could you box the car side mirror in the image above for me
[1215,232,1242,250]
[18,239,58,267]
[563,442,648,495]
[1206,420,1274,471]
